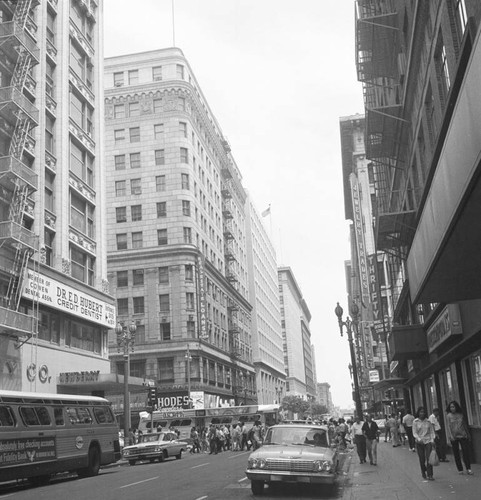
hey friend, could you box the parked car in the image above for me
[122,431,187,465]
[245,423,339,495]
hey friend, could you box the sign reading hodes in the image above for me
[22,270,116,328]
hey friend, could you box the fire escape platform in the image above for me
[0,305,34,337]
[377,209,416,254]
[0,155,38,192]
[0,86,39,125]
[388,324,428,361]
[0,21,40,64]
[366,105,405,162]
[0,220,37,250]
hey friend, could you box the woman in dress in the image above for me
[445,401,473,475]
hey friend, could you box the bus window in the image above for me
[171,419,181,427]
[180,419,192,427]
[93,406,115,424]
[0,406,16,426]
[211,417,220,424]
[54,407,65,425]
[67,407,92,424]
[221,417,232,424]
[19,406,51,426]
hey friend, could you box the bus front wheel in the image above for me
[78,446,101,477]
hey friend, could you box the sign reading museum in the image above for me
[22,270,116,328]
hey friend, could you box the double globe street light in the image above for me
[115,321,137,441]
[334,302,363,419]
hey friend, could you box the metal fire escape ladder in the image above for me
[13,0,34,29]
[6,245,32,311]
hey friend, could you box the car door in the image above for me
[167,432,180,454]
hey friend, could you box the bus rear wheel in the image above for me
[78,446,101,477]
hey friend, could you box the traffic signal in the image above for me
[147,387,158,408]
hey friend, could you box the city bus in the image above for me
[0,390,121,485]
[138,404,281,441]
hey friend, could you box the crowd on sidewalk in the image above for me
[342,400,475,482]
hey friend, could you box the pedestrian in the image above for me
[383,414,391,442]
[428,408,448,462]
[240,422,248,451]
[251,420,263,450]
[412,406,436,481]
[231,423,241,451]
[351,415,367,464]
[362,414,380,465]
[402,409,416,452]
[190,426,200,454]
[336,418,348,448]
[127,427,135,446]
[398,412,406,445]
[387,413,400,447]
[445,401,473,475]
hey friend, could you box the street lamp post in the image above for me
[185,344,192,408]
[335,302,363,419]
[115,321,137,441]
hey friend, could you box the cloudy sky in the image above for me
[104,0,365,409]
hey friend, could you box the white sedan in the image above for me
[122,431,187,465]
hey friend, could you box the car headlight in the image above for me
[123,450,130,456]
[155,446,162,452]
[313,460,332,472]
[248,458,267,469]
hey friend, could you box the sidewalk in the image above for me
[340,440,480,500]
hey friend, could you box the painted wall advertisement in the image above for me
[0,437,56,467]
[22,270,116,328]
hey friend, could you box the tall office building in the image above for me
[355,0,481,457]
[245,196,285,404]
[104,48,256,411]
[278,266,315,399]
[0,0,115,393]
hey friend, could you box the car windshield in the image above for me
[264,427,329,447]
[140,433,165,443]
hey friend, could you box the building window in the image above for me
[181,173,190,189]
[45,114,55,154]
[455,0,468,37]
[159,354,176,381]
[114,104,125,119]
[176,64,184,79]
[182,200,191,216]
[117,270,128,287]
[160,325,171,342]
[152,66,162,81]
[156,175,166,192]
[38,310,60,344]
[159,266,169,284]
[159,294,170,312]
[115,180,126,196]
[130,178,141,195]
[153,98,162,113]
[129,101,139,116]
[133,296,144,314]
[133,269,144,286]
[185,264,193,282]
[131,204,142,221]
[114,129,125,143]
[129,359,146,378]
[179,97,186,111]
[157,229,168,245]
[180,147,188,163]
[157,202,167,218]
[128,69,139,85]
[187,321,195,337]
[186,292,195,310]
[45,170,55,212]
[132,231,143,248]
[114,72,124,87]
[116,206,127,223]
[129,127,140,143]
[70,192,94,238]
[130,152,140,168]
[115,154,126,170]
[116,233,127,250]
[70,246,95,285]
[70,91,93,134]
[154,123,164,139]
[155,149,165,165]
[117,298,128,315]
[179,121,187,138]
[70,139,94,186]
[183,227,192,244]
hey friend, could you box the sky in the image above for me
[103,0,365,409]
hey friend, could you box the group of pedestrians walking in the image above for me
[350,401,474,482]
[189,420,265,455]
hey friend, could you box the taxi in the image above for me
[122,431,187,465]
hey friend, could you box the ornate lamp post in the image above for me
[185,344,192,408]
[334,302,363,419]
[115,321,137,440]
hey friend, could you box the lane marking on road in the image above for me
[228,451,250,459]
[194,496,208,500]
[119,476,159,488]
[238,477,248,483]
[191,463,209,469]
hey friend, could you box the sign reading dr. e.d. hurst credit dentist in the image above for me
[22,270,116,328]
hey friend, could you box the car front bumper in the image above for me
[246,470,336,484]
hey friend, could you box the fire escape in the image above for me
[0,0,40,339]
